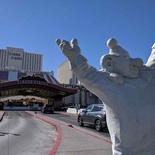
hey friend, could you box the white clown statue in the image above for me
[56,38,155,155]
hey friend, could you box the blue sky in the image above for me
[0,0,155,78]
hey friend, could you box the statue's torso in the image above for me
[98,75,155,155]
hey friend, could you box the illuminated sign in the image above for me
[18,80,48,86]
[18,75,48,86]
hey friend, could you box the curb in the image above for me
[26,112,62,155]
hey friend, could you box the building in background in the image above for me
[0,46,101,109]
[0,46,54,105]
[0,47,42,72]
[57,60,102,107]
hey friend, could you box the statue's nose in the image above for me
[131,58,143,68]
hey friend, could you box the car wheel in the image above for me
[78,116,84,126]
[95,119,102,131]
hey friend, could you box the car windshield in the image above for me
[92,105,103,112]
[86,105,93,112]
[86,104,104,112]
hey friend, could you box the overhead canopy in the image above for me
[0,75,77,99]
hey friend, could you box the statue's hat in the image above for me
[107,38,130,57]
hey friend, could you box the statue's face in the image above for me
[113,55,143,78]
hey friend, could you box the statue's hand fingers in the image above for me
[56,39,61,46]
[70,38,81,54]
[56,39,71,51]
[70,38,78,47]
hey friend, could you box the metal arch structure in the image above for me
[0,75,77,100]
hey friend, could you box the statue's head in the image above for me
[100,38,143,78]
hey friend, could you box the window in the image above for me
[99,106,104,111]
[86,105,93,112]
[92,105,100,112]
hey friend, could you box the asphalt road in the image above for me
[0,111,57,155]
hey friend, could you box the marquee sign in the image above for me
[18,74,48,86]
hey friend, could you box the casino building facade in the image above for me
[0,46,101,109]
[0,47,77,108]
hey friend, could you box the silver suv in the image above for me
[77,104,106,131]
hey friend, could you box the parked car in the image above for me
[77,104,106,131]
[41,104,54,114]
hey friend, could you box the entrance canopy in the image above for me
[0,74,77,99]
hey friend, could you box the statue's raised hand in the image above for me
[56,39,81,59]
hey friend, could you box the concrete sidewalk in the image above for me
[55,124,112,155]
[32,111,112,155]
[1,111,112,155]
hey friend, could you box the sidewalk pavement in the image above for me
[33,111,112,155]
